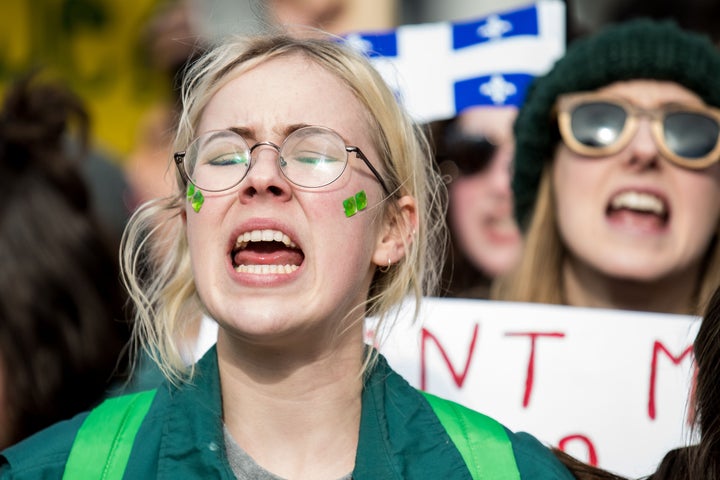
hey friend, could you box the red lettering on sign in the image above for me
[420,324,479,391]
[364,328,377,347]
[687,363,698,426]
[505,332,565,408]
[648,341,693,420]
[558,434,598,466]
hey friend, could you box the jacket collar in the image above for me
[354,353,472,480]
[157,346,235,479]
[158,346,470,479]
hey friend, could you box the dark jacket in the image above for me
[0,347,573,479]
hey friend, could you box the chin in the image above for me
[471,250,521,277]
[593,261,675,284]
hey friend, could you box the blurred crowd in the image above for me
[0,0,719,478]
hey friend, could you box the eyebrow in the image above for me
[199,129,240,145]
[227,123,314,142]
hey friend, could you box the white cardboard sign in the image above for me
[368,298,700,478]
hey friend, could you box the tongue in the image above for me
[234,243,304,266]
[607,209,666,232]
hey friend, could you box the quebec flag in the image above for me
[343,0,565,122]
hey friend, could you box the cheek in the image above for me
[552,159,579,221]
[309,194,383,274]
[450,178,482,214]
[453,175,485,198]
[325,182,385,221]
[184,196,228,253]
[676,172,720,235]
[448,184,475,235]
[552,150,599,216]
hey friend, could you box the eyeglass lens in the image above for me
[569,101,720,160]
[664,112,719,159]
[183,127,350,191]
[570,102,626,148]
[276,128,347,188]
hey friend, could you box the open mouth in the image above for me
[606,191,669,229]
[482,214,520,243]
[231,229,304,274]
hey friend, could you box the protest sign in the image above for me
[369,298,699,478]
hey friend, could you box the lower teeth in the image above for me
[235,264,298,274]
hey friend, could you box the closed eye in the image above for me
[291,150,343,165]
[207,153,249,166]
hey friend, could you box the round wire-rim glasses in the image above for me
[174,125,391,194]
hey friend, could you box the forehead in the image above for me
[594,79,705,107]
[456,105,518,143]
[197,53,371,141]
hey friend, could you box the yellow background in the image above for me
[0,0,171,158]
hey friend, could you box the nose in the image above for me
[486,145,514,198]
[238,143,292,203]
[624,118,660,170]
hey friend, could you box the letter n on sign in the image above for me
[420,324,479,391]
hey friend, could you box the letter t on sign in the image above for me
[506,332,566,408]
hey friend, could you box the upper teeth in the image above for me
[610,191,666,215]
[235,229,297,249]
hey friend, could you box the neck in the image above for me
[217,328,364,480]
[562,258,700,314]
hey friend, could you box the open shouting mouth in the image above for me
[231,229,304,274]
[606,190,669,230]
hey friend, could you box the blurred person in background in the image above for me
[430,105,523,298]
[0,73,131,449]
[125,0,209,207]
[493,19,720,315]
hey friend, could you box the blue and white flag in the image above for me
[343,0,565,122]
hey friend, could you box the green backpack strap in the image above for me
[63,389,157,480]
[421,391,521,480]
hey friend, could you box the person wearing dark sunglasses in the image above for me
[430,105,523,298]
[492,18,720,315]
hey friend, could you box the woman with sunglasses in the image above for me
[0,32,575,479]
[493,19,720,315]
[430,106,523,299]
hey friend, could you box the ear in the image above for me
[372,195,418,268]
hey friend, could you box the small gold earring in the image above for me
[379,257,392,273]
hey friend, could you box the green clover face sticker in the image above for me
[343,190,367,217]
[187,183,204,213]
[355,190,367,211]
[343,196,357,217]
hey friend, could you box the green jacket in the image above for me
[0,348,573,479]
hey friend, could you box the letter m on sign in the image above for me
[648,340,693,420]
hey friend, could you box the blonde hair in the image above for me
[492,163,720,314]
[121,32,448,383]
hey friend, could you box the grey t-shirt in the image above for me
[223,426,353,480]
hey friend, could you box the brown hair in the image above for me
[0,74,130,446]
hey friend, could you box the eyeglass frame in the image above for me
[173,125,392,195]
[555,91,720,170]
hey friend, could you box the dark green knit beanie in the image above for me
[513,18,720,228]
